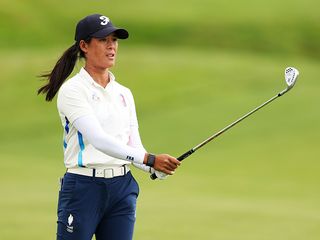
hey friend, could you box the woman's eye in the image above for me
[98,37,117,43]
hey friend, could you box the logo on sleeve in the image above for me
[126,156,134,161]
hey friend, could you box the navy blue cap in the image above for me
[75,14,129,42]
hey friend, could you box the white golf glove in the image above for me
[150,168,168,180]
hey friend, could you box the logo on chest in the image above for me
[92,92,100,101]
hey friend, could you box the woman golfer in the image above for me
[38,13,180,240]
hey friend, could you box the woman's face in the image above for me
[80,33,118,70]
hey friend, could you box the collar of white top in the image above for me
[79,67,116,90]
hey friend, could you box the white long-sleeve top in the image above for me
[57,67,150,172]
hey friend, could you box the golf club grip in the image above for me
[177,149,195,161]
[150,149,195,180]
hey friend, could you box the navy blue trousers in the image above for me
[56,171,139,240]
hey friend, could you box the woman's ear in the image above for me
[79,40,88,54]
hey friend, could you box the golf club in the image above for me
[151,67,300,180]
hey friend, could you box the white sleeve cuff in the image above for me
[132,162,151,173]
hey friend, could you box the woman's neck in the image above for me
[84,65,110,88]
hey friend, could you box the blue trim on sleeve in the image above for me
[77,131,85,167]
[64,117,70,134]
[63,140,67,149]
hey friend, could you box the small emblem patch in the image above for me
[92,92,100,101]
[126,156,134,161]
[100,16,110,26]
[66,214,74,233]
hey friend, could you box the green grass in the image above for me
[1,0,320,57]
[0,46,319,240]
[0,0,320,239]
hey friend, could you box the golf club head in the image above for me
[285,67,299,90]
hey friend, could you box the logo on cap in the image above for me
[75,14,129,42]
[100,16,110,26]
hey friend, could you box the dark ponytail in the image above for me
[38,43,80,101]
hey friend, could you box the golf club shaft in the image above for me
[150,88,289,180]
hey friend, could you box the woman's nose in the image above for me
[107,40,115,48]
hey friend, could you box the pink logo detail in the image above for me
[120,94,127,107]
